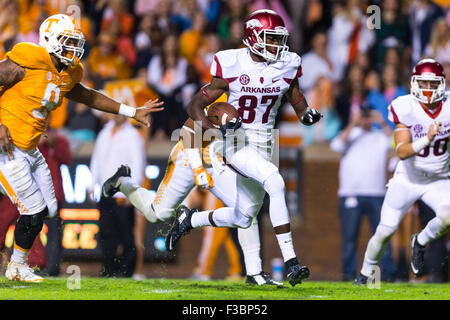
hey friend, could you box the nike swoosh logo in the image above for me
[410,237,419,274]
[410,261,419,274]
[168,235,173,251]
[272,79,280,83]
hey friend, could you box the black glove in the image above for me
[301,108,323,126]
[219,117,242,137]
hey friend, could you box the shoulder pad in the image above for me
[284,51,301,68]
[389,94,414,124]
[6,42,51,70]
[272,51,302,75]
[210,49,241,78]
[444,91,450,101]
[215,49,241,68]
[390,95,414,116]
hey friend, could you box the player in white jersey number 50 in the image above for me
[165,9,322,287]
[355,59,450,285]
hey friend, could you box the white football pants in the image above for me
[361,170,450,276]
[0,146,57,217]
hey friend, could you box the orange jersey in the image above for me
[0,42,83,150]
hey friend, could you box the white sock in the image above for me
[11,243,29,265]
[275,232,296,262]
[191,210,213,228]
[361,249,380,277]
[119,177,158,222]
[238,221,262,275]
[191,207,236,228]
[360,224,395,276]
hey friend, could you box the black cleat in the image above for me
[410,234,426,277]
[165,205,194,252]
[246,271,284,287]
[102,165,131,198]
[353,273,369,285]
[285,258,310,287]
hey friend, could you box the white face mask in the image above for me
[39,14,85,66]
[410,75,446,104]
[243,28,289,62]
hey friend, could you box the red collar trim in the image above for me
[419,101,443,119]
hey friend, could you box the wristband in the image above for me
[184,148,203,169]
[118,103,136,118]
[412,136,431,153]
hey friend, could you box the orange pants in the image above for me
[191,190,242,278]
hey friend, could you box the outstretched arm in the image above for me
[66,83,164,127]
[285,78,322,126]
[187,76,228,129]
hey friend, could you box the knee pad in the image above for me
[263,173,285,196]
[14,208,47,250]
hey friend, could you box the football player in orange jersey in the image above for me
[0,14,163,283]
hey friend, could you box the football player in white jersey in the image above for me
[102,117,283,286]
[163,9,322,287]
[354,59,450,284]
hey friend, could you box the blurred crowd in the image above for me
[0,0,448,146]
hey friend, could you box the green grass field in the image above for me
[0,277,449,300]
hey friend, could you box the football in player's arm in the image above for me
[187,73,322,133]
[168,9,323,288]
[184,67,322,191]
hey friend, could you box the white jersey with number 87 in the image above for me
[210,48,302,148]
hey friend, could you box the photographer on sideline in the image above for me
[330,105,397,281]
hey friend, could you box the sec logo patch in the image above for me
[239,74,250,85]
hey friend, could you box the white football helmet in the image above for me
[39,14,85,66]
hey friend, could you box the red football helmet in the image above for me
[410,58,446,104]
[242,9,289,62]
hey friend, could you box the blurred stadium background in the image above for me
[0,0,449,283]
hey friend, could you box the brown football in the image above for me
[206,102,240,127]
